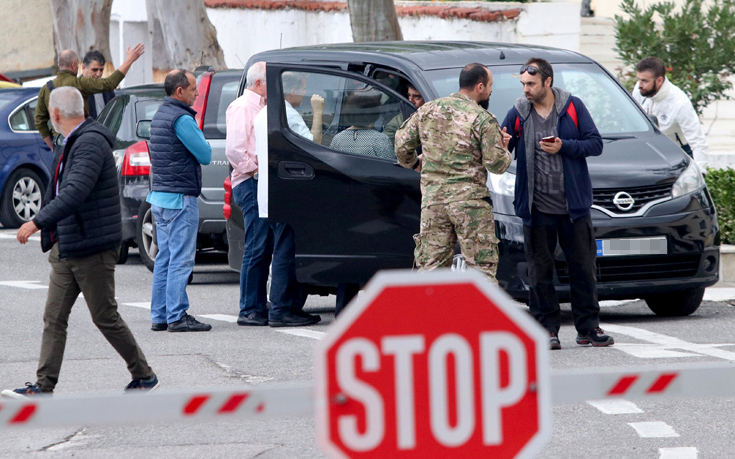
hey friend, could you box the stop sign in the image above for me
[315,269,551,458]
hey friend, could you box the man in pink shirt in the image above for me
[225,62,271,326]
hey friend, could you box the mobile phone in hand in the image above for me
[541,136,555,142]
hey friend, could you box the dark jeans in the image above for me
[233,179,305,317]
[523,211,600,335]
[36,244,153,392]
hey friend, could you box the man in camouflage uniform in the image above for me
[395,63,512,282]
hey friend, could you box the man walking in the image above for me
[82,50,116,119]
[147,70,212,332]
[35,44,144,149]
[2,87,157,398]
[395,63,512,282]
[632,57,709,170]
[501,58,613,350]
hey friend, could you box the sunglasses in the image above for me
[520,65,540,76]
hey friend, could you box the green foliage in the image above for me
[614,0,735,116]
[705,167,735,244]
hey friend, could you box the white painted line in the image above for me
[613,344,702,359]
[602,323,735,361]
[704,288,735,302]
[122,302,151,309]
[586,399,643,414]
[659,447,698,459]
[0,233,40,241]
[275,328,326,340]
[0,280,48,290]
[628,422,679,438]
[599,299,638,308]
[199,314,237,323]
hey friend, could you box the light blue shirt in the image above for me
[147,115,211,209]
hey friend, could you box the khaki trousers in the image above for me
[36,244,153,392]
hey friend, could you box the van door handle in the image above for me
[278,161,315,180]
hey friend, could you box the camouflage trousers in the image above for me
[413,198,499,283]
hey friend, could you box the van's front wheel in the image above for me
[644,288,705,316]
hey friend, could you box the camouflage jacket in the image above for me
[395,93,511,207]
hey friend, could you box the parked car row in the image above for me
[223,41,720,317]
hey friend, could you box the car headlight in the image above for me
[672,160,705,198]
[488,171,515,196]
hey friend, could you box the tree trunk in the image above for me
[146,0,226,76]
[50,0,114,71]
[346,0,403,42]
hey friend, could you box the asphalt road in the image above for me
[0,228,734,459]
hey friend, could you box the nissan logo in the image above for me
[613,191,635,211]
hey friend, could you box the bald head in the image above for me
[58,50,80,71]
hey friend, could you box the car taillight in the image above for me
[223,176,232,220]
[193,71,213,131]
[121,141,151,177]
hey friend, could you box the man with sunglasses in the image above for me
[501,58,613,350]
[395,63,512,282]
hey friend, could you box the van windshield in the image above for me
[425,64,650,135]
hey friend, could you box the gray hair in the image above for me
[246,62,266,88]
[49,86,85,118]
[282,71,306,95]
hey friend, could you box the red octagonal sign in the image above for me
[316,269,551,458]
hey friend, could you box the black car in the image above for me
[97,68,241,267]
[224,41,719,316]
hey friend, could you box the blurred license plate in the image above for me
[596,236,667,257]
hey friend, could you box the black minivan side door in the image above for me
[265,63,421,286]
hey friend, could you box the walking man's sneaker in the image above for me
[151,323,167,331]
[549,332,561,350]
[269,311,320,327]
[576,327,614,347]
[1,382,47,399]
[167,313,212,332]
[237,312,269,326]
[124,374,160,393]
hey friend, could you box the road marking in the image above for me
[274,328,326,340]
[659,447,698,458]
[602,323,735,361]
[628,421,679,438]
[599,299,637,308]
[703,288,735,302]
[0,233,40,242]
[0,280,48,290]
[200,314,237,323]
[122,302,151,309]
[586,399,643,414]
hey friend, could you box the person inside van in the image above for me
[330,90,395,159]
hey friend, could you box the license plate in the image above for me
[596,236,667,257]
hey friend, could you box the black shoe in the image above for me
[151,323,167,331]
[167,314,212,332]
[124,374,159,393]
[1,382,48,399]
[237,312,269,326]
[294,309,321,324]
[269,311,320,327]
[576,328,614,347]
[549,332,561,350]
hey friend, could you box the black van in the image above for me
[225,41,719,316]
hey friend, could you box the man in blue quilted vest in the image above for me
[147,69,212,332]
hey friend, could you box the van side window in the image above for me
[281,71,406,160]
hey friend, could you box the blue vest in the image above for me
[149,97,202,196]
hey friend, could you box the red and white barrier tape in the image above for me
[2,363,734,428]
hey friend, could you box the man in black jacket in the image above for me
[82,50,116,119]
[1,87,158,398]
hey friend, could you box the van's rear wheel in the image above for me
[644,288,705,316]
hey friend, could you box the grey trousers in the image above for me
[36,244,153,392]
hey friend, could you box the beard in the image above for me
[51,119,62,136]
[639,81,659,98]
[478,98,489,110]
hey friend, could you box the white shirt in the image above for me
[255,101,313,218]
[632,78,709,170]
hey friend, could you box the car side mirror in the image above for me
[136,120,152,140]
[647,113,659,127]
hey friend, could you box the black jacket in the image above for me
[34,118,122,258]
